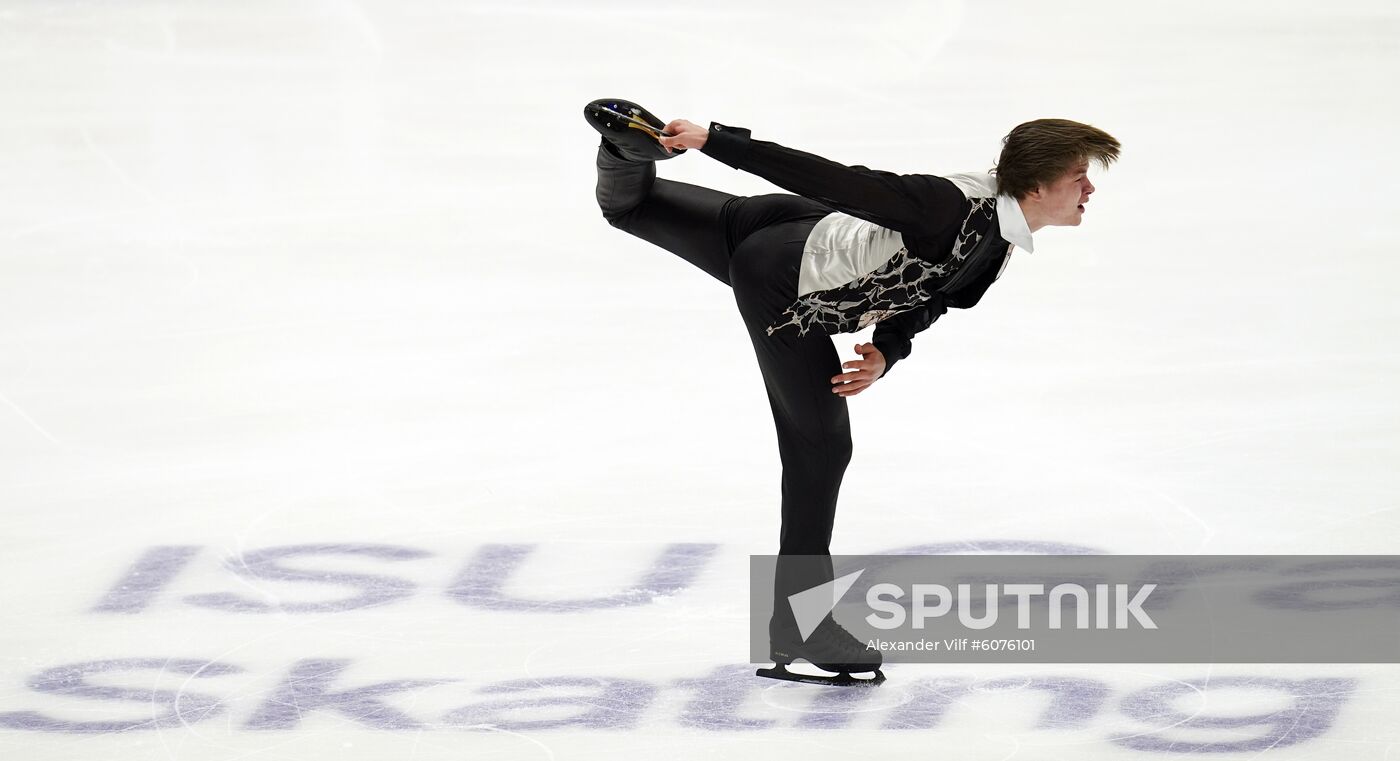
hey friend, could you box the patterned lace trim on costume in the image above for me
[764,197,996,338]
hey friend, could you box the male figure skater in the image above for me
[584,98,1119,686]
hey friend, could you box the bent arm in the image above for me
[871,295,949,379]
[699,122,965,238]
[872,248,1012,377]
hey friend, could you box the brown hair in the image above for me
[993,119,1121,200]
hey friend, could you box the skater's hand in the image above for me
[658,119,708,154]
[832,343,885,397]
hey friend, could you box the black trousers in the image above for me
[594,140,845,630]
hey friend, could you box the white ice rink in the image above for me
[2,0,1398,758]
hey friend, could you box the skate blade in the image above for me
[593,104,672,139]
[756,663,886,687]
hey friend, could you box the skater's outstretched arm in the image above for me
[658,118,966,239]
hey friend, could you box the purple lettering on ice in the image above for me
[978,677,1109,729]
[183,543,431,612]
[0,659,1359,744]
[243,659,453,730]
[805,676,1107,730]
[0,658,240,732]
[884,677,1103,733]
[443,677,657,730]
[872,541,1108,556]
[90,545,202,613]
[881,677,973,729]
[847,541,1108,611]
[1112,676,1356,753]
[673,665,776,730]
[447,543,717,611]
[1256,557,1400,610]
[795,686,881,729]
[1132,557,1279,608]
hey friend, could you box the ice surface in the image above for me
[1,0,1398,758]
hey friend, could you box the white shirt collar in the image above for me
[941,172,1036,254]
[996,193,1035,254]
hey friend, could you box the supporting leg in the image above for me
[728,221,854,635]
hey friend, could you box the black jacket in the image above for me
[700,121,1016,378]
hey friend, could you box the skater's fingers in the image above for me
[836,380,870,397]
[833,365,874,380]
[831,376,872,395]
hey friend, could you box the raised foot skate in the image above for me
[756,661,887,687]
[583,98,685,161]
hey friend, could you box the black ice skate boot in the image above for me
[583,98,685,162]
[759,615,886,687]
[594,132,656,224]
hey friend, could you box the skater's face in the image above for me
[1031,160,1095,227]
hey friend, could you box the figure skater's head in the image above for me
[993,119,1120,231]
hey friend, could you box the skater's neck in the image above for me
[1021,201,1051,234]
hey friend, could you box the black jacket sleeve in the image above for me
[870,295,949,379]
[872,249,1012,377]
[700,122,966,238]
